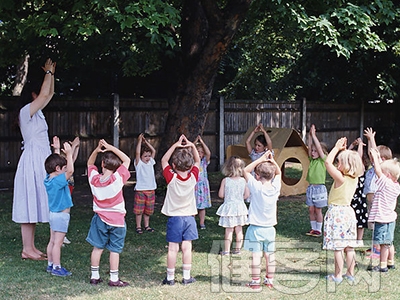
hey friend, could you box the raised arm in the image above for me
[143,136,156,158]
[87,140,103,167]
[348,137,364,159]
[196,135,211,162]
[161,135,184,170]
[70,136,80,163]
[325,137,347,187]
[29,58,56,116]
[364,127,377,161]
[135,133,144,165]
[100,139,131,169]
[186,138,200,169]
[62,142,74,180]
[245,125,258,154]
[259,124,273,151]
[243,150,270,181]
[369,148,383,178]
[51,136,61,154]
[310,124,325,159]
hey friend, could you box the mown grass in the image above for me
[0,172,399,300]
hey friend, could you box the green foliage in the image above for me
[219,0,400,103]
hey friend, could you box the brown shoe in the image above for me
[108,279,129,287]
[90,278,103,285]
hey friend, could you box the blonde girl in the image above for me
[216,156,250,255]
[323,137,364,283]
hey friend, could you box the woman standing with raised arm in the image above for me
[12,58,56,260]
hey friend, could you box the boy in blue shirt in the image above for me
[44,141,74,276]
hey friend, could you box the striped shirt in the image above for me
[88,165,131,227]
[368,175,400,223]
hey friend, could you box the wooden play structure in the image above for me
[226,127,310,196]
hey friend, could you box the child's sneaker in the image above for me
[305,229,314,236]
[51,266,72,277]
[311,230,322,237]
[63,237,71,244]
[182,277,196,285]
[108,279,129,287]
[200,224,206,230]
[263,277,273,289]
[46,265,53,273]
[162,277,175,285]
[245,280,261,291]
[387,265,396,270]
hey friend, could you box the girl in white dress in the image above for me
[217,156,250,255]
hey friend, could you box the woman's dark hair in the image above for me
[13,75,43,130]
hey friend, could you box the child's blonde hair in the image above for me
[380,159,400,181]
[337,150,364,178]
[255,161,276,180]
[222,156,245,177]
[377,145,392,160]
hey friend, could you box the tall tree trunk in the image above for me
[156,0,252,170]
[12,54,29,96]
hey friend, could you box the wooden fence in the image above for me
[0,96,398,189]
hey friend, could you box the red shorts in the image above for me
[133,190,155,215]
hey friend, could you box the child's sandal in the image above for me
[136,227,143,234]
[144,226,154,232]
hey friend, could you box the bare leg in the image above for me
[315,207,323,223]
[234,226,243,250]
[251,252,263,279]
[47,230,66,265]
[91,247,104,267]
[135,214,142,229]
[333,250,344,280]
[198,209,206,226]
[110,251,120,271]
[21,223,42,259]
[224,228,234,253]
[167,242,179,269]
[265,252,276,279]
[143,214,150,228]
[344,247,356,276]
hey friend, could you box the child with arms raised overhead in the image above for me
[161,134,200,286]
[216,156,250,255]
[133,133,157,234]
[368,149,400,272]
[44,141,75,276]
[194,135,212,230]
[243,150,281,290]
[305,124,328,237]
[86,139,131,287]
[246,123,273,161]
[323,137,364,283]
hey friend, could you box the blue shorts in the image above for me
[373,222,395,245]
[306,184,328,208]
[166,216,198,243]
[243,225,276,253]
[49,211,70,233]
[86,213,126,253]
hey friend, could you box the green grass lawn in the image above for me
[1,175,400,300]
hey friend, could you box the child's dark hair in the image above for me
[45,153,67,174]
[172,148,194,171]
[102,151,122,172]
[255,134,267,147]
[141,145,151,156]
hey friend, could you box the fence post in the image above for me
[219,95,225,169]
[113,93,120,147]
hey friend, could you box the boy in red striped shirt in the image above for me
[86,139,131,287]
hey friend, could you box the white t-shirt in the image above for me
[247,175,281,227]
[134,157,157,191]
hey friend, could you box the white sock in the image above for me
[182,264,191,280]
[310,221,316,230]
[53,264,61,269]
[167,268,175,281]
[316,222,322,232]
[48,261,53,267]
[110,270,119,282]
[91,266,100,279]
